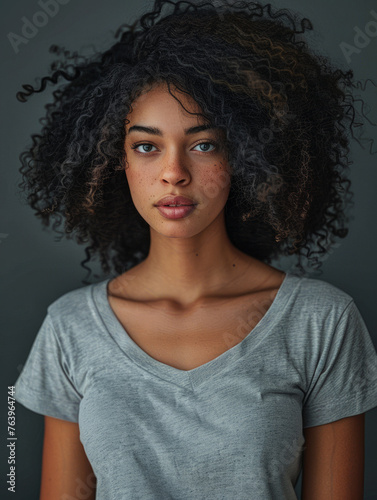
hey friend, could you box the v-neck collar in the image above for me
[91,272,299,390]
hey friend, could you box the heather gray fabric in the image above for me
[14,272,377,499]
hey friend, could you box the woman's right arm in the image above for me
[40,415,96,500]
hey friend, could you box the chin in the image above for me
[151,220,205,238]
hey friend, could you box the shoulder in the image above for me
[288,273,354,310]
[39,280,109,361]
[45,280,104,331]
[279,273,357,342]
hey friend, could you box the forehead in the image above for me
[127,83,203,124]
[125,82,226,143]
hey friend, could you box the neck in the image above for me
[134,212,257,308]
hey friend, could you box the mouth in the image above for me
[155,204,197,219]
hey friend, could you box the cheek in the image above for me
[126,166,146,193]
[125,168,156,213]
[200,163,232,202]
[125,169,143,204]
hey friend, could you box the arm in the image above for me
[40,415,96,500]
[301,413,365,500]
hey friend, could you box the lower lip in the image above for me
[155,205,197,219]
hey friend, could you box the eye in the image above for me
[130,141,217,154]
[193,142,216,153]
[131,143,157,154]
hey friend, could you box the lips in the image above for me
[156,204,197,219]
[155,195,196,207]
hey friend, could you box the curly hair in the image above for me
[16,0,376,284]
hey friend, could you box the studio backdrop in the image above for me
[1,0,377,498]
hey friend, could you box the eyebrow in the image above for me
[127,124,217,136]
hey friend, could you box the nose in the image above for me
[160,150,191,185]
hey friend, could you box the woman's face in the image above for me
[124,82,232,238]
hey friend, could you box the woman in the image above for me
[13,0,377,498]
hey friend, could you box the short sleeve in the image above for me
[303,299,377,428]
[14,313,81,422]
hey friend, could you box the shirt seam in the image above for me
[304,375,377,412]
[16,383,80,407]
[45,311,77,387]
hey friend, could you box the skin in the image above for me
[120,81,281,309]
[301,414,365,499]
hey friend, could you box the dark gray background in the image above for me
[1,0,376,498]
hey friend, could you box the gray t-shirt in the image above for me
[14,272,377,499]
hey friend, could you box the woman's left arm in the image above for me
[301,413,365,500]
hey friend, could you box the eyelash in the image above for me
[130,141,218,154]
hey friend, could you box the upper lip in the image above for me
[155,195,197,206]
